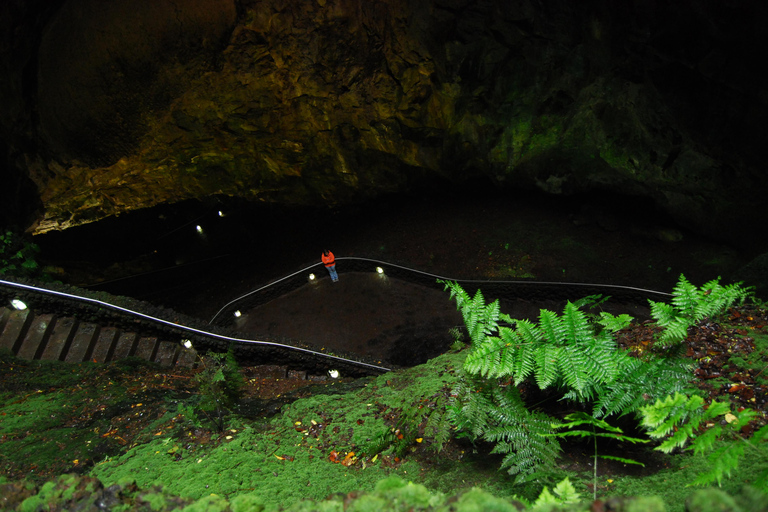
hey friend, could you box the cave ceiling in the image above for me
[1,0,767,243]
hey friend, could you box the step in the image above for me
[112,332,138,360]
[135,336,158,361]
[0,307,11,334]
[41,316,77,361]
[0,308,33,354]
[65,322,100,363]
[154,340,180,366]
[0,305,200,369]
[91,326,119,363]
[16,313,55,360]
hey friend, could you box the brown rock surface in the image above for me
[1,1,766,246]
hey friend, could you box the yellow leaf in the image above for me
[725,413,738,424]
[274,454,285,460]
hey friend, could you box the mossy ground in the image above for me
[1,304,768,511]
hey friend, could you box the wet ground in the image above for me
[233,272,465,367]
[36,184,759,363]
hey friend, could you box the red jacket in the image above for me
[322,251,335,267]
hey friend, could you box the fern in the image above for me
[449,377,561,482]
[548,412,648,500]
[593,356,693,418]
[532,477,581,508]
[650,274,752,345]
[639,393,768,490]
[442,279,749,488]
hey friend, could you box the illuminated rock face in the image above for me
[2,1,766,241]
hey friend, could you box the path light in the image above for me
[218,210,224,217]
[11,299,27,310]
[376,266,384,274]
[182,339,193,349]
[196,225,204,234]
[308,273,316,282]
[234,310,242,318]
[328,369,340,379]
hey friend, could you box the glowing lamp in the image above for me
[308,273,316,281]
[328,369,340,379]
[376,266,384,274]
[182,340,193,349]
[11,299,27,310]
[196,225,204,234]
[234,310,242,318]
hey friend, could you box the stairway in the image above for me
[0,306,197,367]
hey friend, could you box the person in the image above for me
[322,249,339,282]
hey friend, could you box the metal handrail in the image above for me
[208,256,672,325]
[0,277,392,373]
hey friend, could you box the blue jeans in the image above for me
[327,265,338,282]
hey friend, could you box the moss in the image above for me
[230,494,266,512]
[446,487,520,512]
[685,488,741,512]
[182,494,231,512]
[88,353,490,509]
[626,496,667,512]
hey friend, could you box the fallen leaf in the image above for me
[341,452,356,466]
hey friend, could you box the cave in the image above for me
[4,2,768,507]
[2,0,768,363]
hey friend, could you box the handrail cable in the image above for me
[0,278,391,373]
[208,256,672,324]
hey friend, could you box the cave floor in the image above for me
[52,188,753,368]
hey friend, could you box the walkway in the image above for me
[229,270,637,367]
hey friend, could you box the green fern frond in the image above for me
[670,274,701,318]
[593,356,692,418]
[463,335,504,377]
[640,392,703,441]
[556,345,592,399]
[423,407,452,453]
[562,302,595,345]
[649,300,677,326]
[651,275,753,345]
[689,425,722,456]
[596,311,633,333]
[693,442,746,487]
[534,344,560,389]
[657,317,691,345]
[538,308,566,345]
[752,424,768,444]
[500,325,536,385]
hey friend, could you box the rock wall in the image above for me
[2,0,766,245]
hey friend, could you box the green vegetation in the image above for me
[0,230,41,278]
[440,278,690,482]
[190,350,244,431]
[547,412,647,500]
[649,275,751,346]
[1,274,767,511]
[640,393,768,488]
